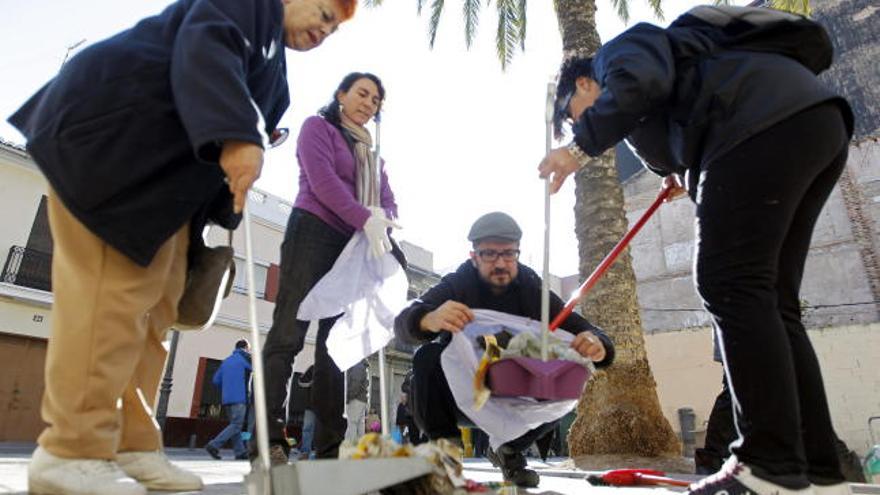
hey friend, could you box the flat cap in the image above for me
[468,212,522,243]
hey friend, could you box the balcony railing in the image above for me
[2,246,51,291]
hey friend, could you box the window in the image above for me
[231,257,268,299]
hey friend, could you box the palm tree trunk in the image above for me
[554,0,680,457]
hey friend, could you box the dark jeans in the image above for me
[260,208,350,458]
[207,403,248,457]
[693,102,849,487]
[410,341,559,459]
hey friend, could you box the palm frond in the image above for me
[609,0,630,24]
[428,0,446,48]
[362,0,383,7]
[646,0,664,21]
[516,0,527,50]
[464,0,481,49]
[417,0,427,16]
[495,0,518,70]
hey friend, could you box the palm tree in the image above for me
[366,0,681,457]
[549,0,680,458]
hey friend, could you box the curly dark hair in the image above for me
[553,57,594,139]
[318,72,386,125]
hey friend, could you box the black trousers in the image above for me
[693,102,849,487]
[259,208,350,458]
[410,341,559,457]
[695,373,736,474]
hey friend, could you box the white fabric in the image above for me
[297,231,408,371]
[440,309,582,449]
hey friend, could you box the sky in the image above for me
[0,0,719,277]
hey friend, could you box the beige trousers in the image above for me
[39,191,189,459]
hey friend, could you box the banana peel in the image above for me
[473,335,502,410]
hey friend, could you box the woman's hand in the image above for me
[538,147,580,194]
[220,140,264,213]
[363,207,401,258]
[570,331,606,362]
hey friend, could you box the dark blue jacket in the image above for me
[8,0,290,266]
[213,348,252,405]
[572,7,853,191]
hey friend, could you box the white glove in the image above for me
[362,207,401,259]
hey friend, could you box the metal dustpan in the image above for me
[485,82,673,402]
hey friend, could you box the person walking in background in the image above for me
[258,71,400,464]
[396,393,423,445]
[296,366,316,460]
[344,359,370,443]
[9,0,356,492]
[206,340,252,461]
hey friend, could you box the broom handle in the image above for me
[373,119,391,437]
[634,473,691,487]
[243,206,271,476]
[548,185,673,331]
[541,81,555,361]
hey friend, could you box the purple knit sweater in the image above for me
[292,116,398,235]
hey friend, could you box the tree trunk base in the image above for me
[568,364,682,457]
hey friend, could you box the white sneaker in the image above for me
[28,446,146,495]
[813,482,851,495]
[117,450,204,491]
[689,456,813,495]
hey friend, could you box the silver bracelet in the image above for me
[567,141,590,169]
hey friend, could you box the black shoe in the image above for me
[486,446,540,488]
[205,445,221,460]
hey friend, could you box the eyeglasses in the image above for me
[556,90,574,123]
[476,249,521,262]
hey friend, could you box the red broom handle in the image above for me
[549,185,673,331]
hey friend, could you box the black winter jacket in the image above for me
[572,7,853,190]
[394,261,615,368]
[8,0,290,266]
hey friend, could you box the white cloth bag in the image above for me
[297,231,408,371]
[440,309,582,449]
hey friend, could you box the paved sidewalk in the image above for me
[2,443,878,495]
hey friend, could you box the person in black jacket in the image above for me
[538,7,853,495]
[9,0,357,493]
[394,211,614,487]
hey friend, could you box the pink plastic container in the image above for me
[487,357,590,400]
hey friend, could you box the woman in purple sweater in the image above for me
[259,72,398,463]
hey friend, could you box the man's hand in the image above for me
[570,331,606,362]
[419,301,475,334]
[220,140,264,213]
[538,147,582,194]
[662,174,687,202]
